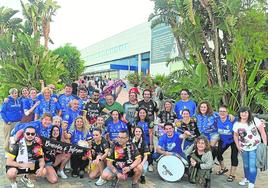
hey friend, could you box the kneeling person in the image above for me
[155,122,185,159]
[97,130,142,188]
[6,126,46,188]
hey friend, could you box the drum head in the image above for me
[157,155,185,182]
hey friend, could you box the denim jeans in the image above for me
[241,149,257,184]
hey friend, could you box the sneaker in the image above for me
[57,170,68,179]
[79,170,84,178]
[148,164,154,172]
[20,175,34,188]
[140,176,146,184]
[239,178,249,186]
[248,183,254,188]
[11,182,17,188]
[95,177,107,186]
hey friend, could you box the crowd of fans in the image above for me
[1,77,267,188]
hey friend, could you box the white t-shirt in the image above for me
[233,117,262,151]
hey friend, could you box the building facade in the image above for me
[81,22,183,78]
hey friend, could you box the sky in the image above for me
[2,0,155,50]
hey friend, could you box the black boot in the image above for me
[204,179,211,188]
[140,176,146,184]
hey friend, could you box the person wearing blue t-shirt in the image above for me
[134,108,154,172]
[61,99,82,131]
[216,105,238,182]
[11,113,53,139]
[34,87,61,120]
[155,122,184,160]
[58,84,76,115]
[21,88,40,122]
[77,87,89,111]
[174,89,196,119]
[106,110,128,143]
[64,116,91,177]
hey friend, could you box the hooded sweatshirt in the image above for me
[1,96,23,123]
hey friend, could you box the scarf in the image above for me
[16,138,29,169]
[132,137,143,150]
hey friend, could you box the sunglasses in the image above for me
[25,132,36,136]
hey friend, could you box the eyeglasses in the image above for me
[25,132,36,136]
[219,111,227,113]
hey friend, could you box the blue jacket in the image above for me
[1,96,23,123]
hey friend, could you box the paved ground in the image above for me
[1,87,268,188]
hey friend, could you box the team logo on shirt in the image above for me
[114,146,124,159]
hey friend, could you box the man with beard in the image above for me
[58,84,76,115]
[97,130,142,188]
[138,89,158,123]
[123,92,139,135]
[84,90,105,125]
[6,126,46,188]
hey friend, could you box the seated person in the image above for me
[90,128,110,182]
[188,135,213,188]
[154,122,185,160]
[65,116,91,178]
[96,130,142,188]
[132,126,150,184]
[6,126,46,188]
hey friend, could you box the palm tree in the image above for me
[20,0,60,49]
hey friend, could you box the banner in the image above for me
[100,79,126,98]
[41,137,89,155]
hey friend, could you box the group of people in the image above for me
[1,79,267,188]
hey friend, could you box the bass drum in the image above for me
[157,155,185,182]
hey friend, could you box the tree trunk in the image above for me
[237,57,247,106]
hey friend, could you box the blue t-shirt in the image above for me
[196,113,218,135]
[61,107,82,131]
[216,116,237,145]
[34,98,61,117]
[22,98,39,112]
[135,121,153,145]
[158,132,183,156]
[70,129,91,144]
[174,100,196,119]
[58,94,76,113]
[11,120,52,138]
[106,120,128,141]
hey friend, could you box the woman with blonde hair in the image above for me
[65,116,91,178]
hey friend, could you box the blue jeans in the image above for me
[241,149,257,184]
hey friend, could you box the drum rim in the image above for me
[157,155,185,182]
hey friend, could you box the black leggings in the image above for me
[217,140,238,167]
[71,155,89,173]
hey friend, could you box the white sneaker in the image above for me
[11,182,17,188]
[248,183,254,188]
[239,178,249,186]
[20,175,34,188]
[95,177,107,186]
[148,164,154,172]
[57,170,68,179]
